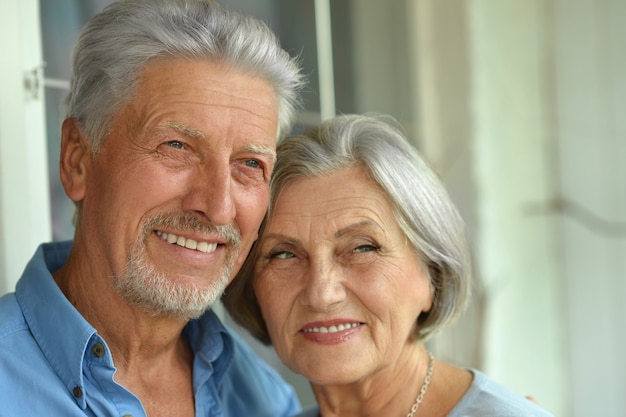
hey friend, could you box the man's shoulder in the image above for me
[0,292,28,341]
[0,290,48,366]
[0,292,73,414]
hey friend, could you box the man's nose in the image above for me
[181,161,235,225]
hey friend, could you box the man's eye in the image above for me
[244,159,261,169]
[166,140,184,149]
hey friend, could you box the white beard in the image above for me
[113,212,241,321]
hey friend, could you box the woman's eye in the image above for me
[354,244,378,253]
[268,251,295,260]
[166,140,184,149]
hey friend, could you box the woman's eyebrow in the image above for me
[262,233,301,246]
[335,220,383,238]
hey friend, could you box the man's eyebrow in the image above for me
[245,143,276,163]
[162,121,205,139]
[160,121,276,162]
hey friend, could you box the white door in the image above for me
[0,0,51,295]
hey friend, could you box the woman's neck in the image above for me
[310,342,434,417]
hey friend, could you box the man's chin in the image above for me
[144,302,212,322]
[115,272,227,322]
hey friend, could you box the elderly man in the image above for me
[0,1,304,416]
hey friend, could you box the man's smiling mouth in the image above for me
[156,231,218,253]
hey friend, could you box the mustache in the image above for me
[143,212,242,248]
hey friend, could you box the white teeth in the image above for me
[303,323,361,333]
[156,231,218,253]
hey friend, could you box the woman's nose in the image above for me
[300,259,347,311]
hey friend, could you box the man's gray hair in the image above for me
[64,0,304,150]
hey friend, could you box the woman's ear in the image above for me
[422,263,439,313]
[59,118,90,202]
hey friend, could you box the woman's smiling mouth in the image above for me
[302,322,362,334]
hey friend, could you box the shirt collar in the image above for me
[16,241,236,405]
[184,308,234,391]
[16,241,96,408]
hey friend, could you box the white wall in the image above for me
[468,1,567,413]
[553,0,626,415]
[0,0,51,295]
[411,1,626,416]
[410,1,568,414]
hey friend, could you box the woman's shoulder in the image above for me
[448,369,555,417]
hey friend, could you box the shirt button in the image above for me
[73,386,83,398]
[92,343,106,358]
[122,414,133,417]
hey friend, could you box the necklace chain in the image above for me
[405,351,434,417]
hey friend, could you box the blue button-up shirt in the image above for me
[0,241,301,417]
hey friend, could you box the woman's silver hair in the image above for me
[64,0,304,151]
[224,113,472,343]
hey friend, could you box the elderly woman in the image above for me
[223,114,553,416]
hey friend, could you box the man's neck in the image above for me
[52,247,190,370]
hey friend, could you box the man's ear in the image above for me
[59,118,90,202]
